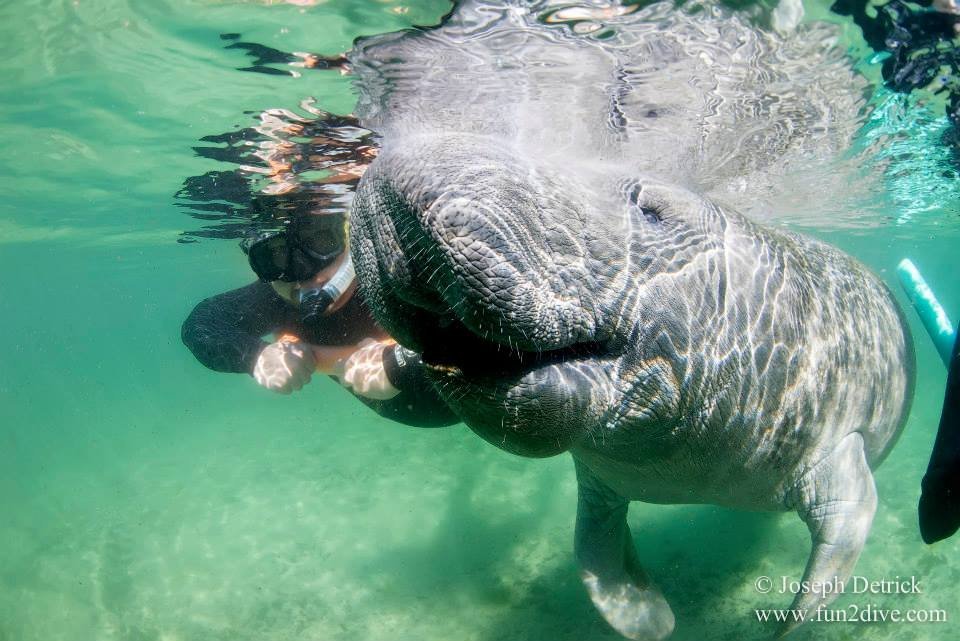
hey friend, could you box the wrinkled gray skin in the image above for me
[347,1,915,638]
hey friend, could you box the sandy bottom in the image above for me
[2,366,957,641]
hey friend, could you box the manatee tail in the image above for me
[919,326,960,544]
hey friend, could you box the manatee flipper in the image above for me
[919,326,960,544]
[574,458,675,641]
[783,432,877,637]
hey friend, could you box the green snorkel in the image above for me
[897,259,960,543]
[898,260,956,367]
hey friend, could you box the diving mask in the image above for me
[242,223,344,283]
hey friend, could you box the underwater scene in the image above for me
[2,0,960,640]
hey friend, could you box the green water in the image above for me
[1,1,959,640]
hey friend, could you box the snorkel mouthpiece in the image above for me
[299,251,356,323]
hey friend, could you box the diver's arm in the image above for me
[363,344,460,428]
[919,324,960,543]
[330,340,458,426]
[181,281,295,374]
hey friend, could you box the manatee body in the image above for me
[347,2,916,638]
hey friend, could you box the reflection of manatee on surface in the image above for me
[346,2,916,638]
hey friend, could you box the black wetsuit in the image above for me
[919,323,960,543]
[181,280,458,427]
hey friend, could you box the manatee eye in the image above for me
[640,206,662,224]
[624,181,662,224]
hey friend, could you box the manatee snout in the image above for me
[351,137,611,356]
[350,137,623,455]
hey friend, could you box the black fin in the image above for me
[919,322,960,544]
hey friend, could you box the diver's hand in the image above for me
[336,338,400,400]
[253,340,316,394]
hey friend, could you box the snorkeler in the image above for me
[181,210,458,427]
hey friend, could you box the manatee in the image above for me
[345,1,916,637]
